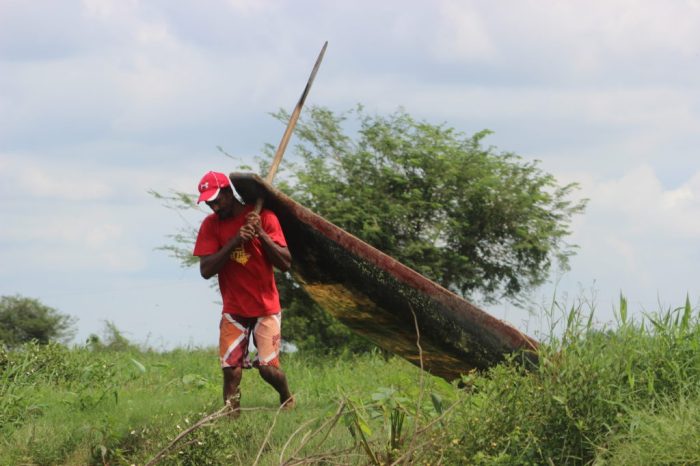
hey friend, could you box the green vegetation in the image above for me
[271,106,586,303]
[2,297,699,465]
[447,295,700,465]
[0,340,451,465]
[0,294,76,347]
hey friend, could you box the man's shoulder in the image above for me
[200,213,219,226]
[260,208,280,220]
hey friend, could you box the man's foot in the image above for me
[280,394,296,411]
[225,394,241,419]
[226,406,241,419]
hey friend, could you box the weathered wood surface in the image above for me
[231,173,539,380]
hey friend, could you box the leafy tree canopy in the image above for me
[0,294,77,347]
[268,106,586,303]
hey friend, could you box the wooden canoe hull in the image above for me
[231,173,538,380]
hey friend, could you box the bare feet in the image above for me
[225,393,241,419]
[281,394,296,411]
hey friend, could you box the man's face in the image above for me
[206,189,235,220]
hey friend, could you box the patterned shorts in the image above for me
[219,313,282,369]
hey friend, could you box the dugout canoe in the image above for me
[230,173,539,381]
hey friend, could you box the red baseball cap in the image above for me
[197,171,245,204]
[197,171,230,203]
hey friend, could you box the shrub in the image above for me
[0,294,76,347]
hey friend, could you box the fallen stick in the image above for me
[144,404,274,466]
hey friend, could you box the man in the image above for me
[192,171,294,414]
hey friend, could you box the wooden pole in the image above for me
[254,41,328,213]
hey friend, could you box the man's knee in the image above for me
[223,366,242,382]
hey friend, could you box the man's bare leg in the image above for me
[223,366,242,415]
[258,365,294,407]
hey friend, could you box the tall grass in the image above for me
[2,295,699,465]
[440,295,700,465]
[596,392,700,465]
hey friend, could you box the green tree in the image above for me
[271,106,586,302]
[0,294,77,347]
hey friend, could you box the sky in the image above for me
[1,0,699,348]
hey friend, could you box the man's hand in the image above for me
[245,212,262,236]
[239,222,257,242]
[245,211,292,271]
[199,223,255,279]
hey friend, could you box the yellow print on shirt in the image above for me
[231,246,250,265]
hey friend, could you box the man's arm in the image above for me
[246,212,292,272]
[257,229,292,272]
[199,223,256,279]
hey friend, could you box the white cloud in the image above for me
[0,154,112,201]
[426,0,700,84]
[0,210,147,272]
[545,164,700,318]
[433,0,499,63]
[592,165,700,238]
[81,0,135,20]
[222,0,275,15]
[0,152,207,275]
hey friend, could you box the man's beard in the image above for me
[217,208,233,220]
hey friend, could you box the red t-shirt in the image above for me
[192,206,287,317]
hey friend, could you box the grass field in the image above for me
[2,297,700,465]
[1,342,456,465]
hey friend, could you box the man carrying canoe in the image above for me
[193,170,294,414]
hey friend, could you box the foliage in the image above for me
[440,295,700,465]
[87,320,142,352]
[596,392,700,465]
[272,105,587,303]
[0,341,114,430]
[2,297,700,465]
[0,294,76,347]
[0,340,436,465]
[343,386,434,465]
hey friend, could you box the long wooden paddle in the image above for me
[254,41,328,213]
